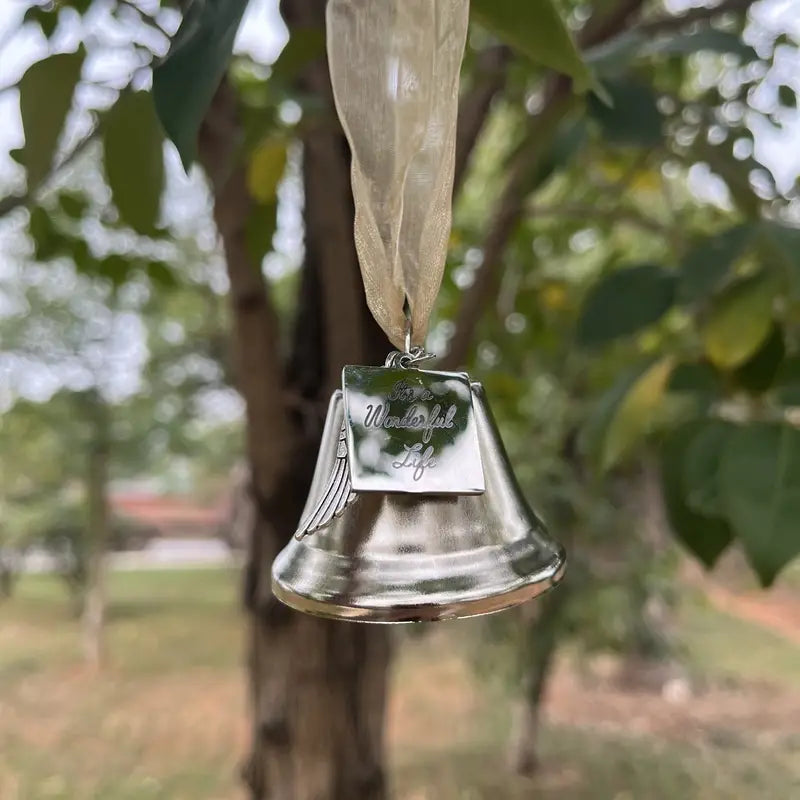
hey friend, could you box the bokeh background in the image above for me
[1,1,800,798]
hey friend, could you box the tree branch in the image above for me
[634,0,757,39]
[116,0,172,41]
[0,0,171,223]
[198,80,292,494]
[579,0,647,49]
[0,125,101,218]
[454,45,511,194]
[441,0,656,370]
[0,193,26,219]
[284,0,391,391]
[528,203,668,235]
[442,76,575,369]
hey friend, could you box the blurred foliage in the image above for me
[442,1,800,589]
[3,0,800,656]
[0,128,239,604]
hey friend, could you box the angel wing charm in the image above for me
[295,423,358,538]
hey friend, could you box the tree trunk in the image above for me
[196,0,506,790]
[507,431,580,775]
[82,399,110,670]
[0,555,14,599]
[199,3,393,796]
[507,584,569,775]
[0,469,16,599]
[615,461,679,692]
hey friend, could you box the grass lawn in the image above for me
[1,568,799,799]
[680,589,800,687]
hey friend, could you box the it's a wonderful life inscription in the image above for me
[342,366,485,494]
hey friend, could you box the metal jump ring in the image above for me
[384,345,435,369]
[384,316,435,368]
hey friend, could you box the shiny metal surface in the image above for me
[342,364,485,494]
[271,384,566,623]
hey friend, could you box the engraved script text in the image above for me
[388,380,434,403]
[364,402,457,444]
[392,443,436,481]
[362,380,459,479]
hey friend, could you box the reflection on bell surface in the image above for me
[271,383,566,623]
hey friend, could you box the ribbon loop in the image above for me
[327,0,469,349]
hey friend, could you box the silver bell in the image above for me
[271,379,565,623]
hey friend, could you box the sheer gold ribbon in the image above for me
[327,0,469,349]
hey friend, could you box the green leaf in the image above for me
[732,324,785,395]
[667,361,722,398]
[774,356,800,406]
[243,137,286,262]
[759,221,800,287]
[666,361,722,415]
[247,137,287,203]
[581,361,651,464]
[153,0,250,168]
[660,421,734,568]
[683,420,734,518]
[103,91,165,235]
[678,224,753,302]
[577,263,676,347]
[66,0,93,14]
[28,205,89,263]
[29,205,62,261]
[57,191,89,220]
[691,139,765,217]
[97,253,131,286]
[269,27,326,86]
[702,272,776,369]
[71,238,91,272]
[471,0,592,90]
[23,5,59,38]
[146,261,178,288]
[19,49,85,189]
[527,117,588,189]
[601,357,673,469]
[719,423,800,585]
[778,84,797,108]
[587,78,662,147]
[245,201,278,264]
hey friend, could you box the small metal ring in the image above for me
[384,344,436,369]
[404,317,412,354]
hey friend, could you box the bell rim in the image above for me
[271,547,566,624]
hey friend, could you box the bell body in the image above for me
[271,383,566,622]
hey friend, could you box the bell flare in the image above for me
[271,386,566,623]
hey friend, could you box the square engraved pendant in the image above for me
[342,365,485,494]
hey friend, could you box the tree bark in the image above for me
[81,397,110,670]
[507,430,582,774]
[199,3,392,796]
[0,555,14,599]
[507,583,569,775]
[197,0,508,790]
[615,461,680,691]
[454,45,510,194]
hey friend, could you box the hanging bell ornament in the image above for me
[271,345,566,623]
[271,0,564,620]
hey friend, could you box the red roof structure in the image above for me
[111,493,226,539]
